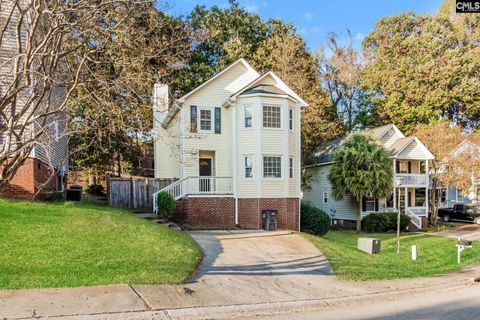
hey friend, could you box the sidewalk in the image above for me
[1,231,480,319]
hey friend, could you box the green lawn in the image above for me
[0,198,203,289]
[302,230,480,280]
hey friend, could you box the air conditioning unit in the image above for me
[358,237,381,254]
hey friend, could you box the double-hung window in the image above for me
[244,106,253,128]
[199,108,212,132]
[289,108,294,131]
[263,105,281,128]
[323,192,328,204]
[365,196,376,212]
[244,155,253,178]
[263,156,282,178]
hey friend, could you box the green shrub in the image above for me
[85,184,105,196]
[362,212,411,232]
[362,213,390,232]
[301,204,330,236]
[156,192,176,221]
[385,212,411,231]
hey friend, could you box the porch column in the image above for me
[405,187,408,212]
[393,187,396,210]
[425,160,429,216]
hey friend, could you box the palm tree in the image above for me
[328,133,393,232]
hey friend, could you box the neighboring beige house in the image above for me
[152,58,306,229]
[303,124,435,229]
[440,139,480,207]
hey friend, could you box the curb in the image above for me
[21,280,476,320]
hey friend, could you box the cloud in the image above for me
[303,12,315,21]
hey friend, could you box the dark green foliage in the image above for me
[156,192,176,221]
[301,204,330,236]
[385,212,411,231]
[85,184,105,196]
[362,212,411,232]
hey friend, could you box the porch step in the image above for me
[135,213,167,224]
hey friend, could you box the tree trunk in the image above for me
[356,200,361,232]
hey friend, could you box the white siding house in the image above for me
[152,59,305,229]
[304,124,435,229]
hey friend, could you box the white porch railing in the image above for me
[396,174,429,187]
[152,176,233,213]
[405,208,423,229]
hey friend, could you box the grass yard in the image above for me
[302,230,480,280]
[0,198,203,289]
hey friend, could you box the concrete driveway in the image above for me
[133,230,366,309]
[432,224,480,241]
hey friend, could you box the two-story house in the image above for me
[152,58,305,230]
[303,124,434,229]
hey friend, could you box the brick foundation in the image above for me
[175,196,300,230]
[176,196,235,227]
[0,158,60,200]
[238,198,300,230]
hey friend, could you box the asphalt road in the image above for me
[241,283,480,320]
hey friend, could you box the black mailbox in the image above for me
[458,240,472,247]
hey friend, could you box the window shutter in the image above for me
[362,196,366,212]
[396,161,400,173]
[375,198,379,211]
[214,107,221,134]
[408,161,412,174]
[190,105,197,133]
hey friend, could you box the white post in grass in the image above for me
[411,245,418,261]
[395,176,405,254]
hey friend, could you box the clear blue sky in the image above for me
[167,0,445,50]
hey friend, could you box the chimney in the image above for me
[153,84,168,128]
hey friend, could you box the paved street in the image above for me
[243,283,480,320]
[433,223,480,241]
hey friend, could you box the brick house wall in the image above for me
[176,196,300,230]
[0,158,60,199]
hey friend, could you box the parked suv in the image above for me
[438,204,480,224]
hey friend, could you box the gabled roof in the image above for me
[366,124,405,140]
[178,58,259,102]
[160,58,259,128]
[307,124,435,166]
[448,139,480,160]
[229,71,308,107]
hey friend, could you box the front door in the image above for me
[199,158,212,192]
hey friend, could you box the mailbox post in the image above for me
[457,238,472,264]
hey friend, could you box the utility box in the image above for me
[357,237,381,254]
[262,210,277,231]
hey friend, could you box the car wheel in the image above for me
[475,217,480,225]
[443,215,451,222]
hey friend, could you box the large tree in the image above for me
[415,120,480,225]
[362,9,480,133]
[0,0,148,189]
[329,134,393,231]
[68,2,191,177]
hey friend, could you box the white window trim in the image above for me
[289,107,294,132]
[244,154,254,179]
[262,154,283,179]
[323,192,328,204]
[198,106,214,133]
[243,105,254,129]
[262,104,283,130]
[289,156,294,179]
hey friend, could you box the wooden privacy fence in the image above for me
[107,176,176,210]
